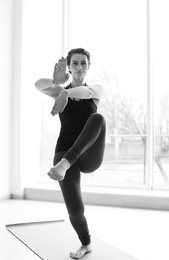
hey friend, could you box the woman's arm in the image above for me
[35,78,64,99]
[65,84,103,100]
[50,84,102,116]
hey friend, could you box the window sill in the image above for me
[23,184,169,210]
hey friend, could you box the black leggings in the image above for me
[53,113,106,245]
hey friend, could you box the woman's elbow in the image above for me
[35,82,38,89]
[35,79,43,89]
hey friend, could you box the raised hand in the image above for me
[53,57,69,85]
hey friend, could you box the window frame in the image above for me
[12,0,169,203]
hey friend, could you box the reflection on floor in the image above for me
[0,199,169,260]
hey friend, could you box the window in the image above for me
[21,0,169,191]
[21,0,62,186]
[69,0,147,188]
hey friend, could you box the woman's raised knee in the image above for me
[90,113,105,127]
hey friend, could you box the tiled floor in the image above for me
[0,199,168,260]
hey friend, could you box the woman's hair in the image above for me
[66,48,90,66]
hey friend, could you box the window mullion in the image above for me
[146,0,154,190]
[62,0,70,56]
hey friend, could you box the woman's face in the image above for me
[68,53,90,79]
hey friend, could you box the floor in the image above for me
[0,199,168,260]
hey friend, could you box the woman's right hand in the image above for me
[53,57,69,85]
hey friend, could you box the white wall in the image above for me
[0,0,23,199]
[11,0,23,198]
[0,0,13,199]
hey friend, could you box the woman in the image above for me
[35,48,106,259]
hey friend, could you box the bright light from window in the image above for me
[21,0,169,190]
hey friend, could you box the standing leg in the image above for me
[53,152,92,259]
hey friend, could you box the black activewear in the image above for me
[53,84,106,245]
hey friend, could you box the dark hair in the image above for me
[66,48,90,66]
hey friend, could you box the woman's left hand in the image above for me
[51,90,68,115]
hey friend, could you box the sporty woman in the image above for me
[35,48,106,259]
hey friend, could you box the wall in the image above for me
[11,0,23,198]
[0,0,13,199]
[0,0,23,199]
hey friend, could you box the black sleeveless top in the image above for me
[55,84,97,152]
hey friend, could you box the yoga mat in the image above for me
[6,220,138,260]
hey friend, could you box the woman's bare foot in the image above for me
[47,158,70,181]
[70,245,92,259]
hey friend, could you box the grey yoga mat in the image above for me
[6,220,138,260]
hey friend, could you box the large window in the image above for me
[21,0,169,191]
[68,0,147,188]
[21,0,62,186]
